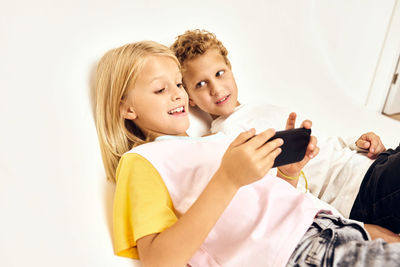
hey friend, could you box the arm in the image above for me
[364,224,400,243]
[137,169,238,267]
[137,129,283,267]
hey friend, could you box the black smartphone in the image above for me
[269,128,311,168]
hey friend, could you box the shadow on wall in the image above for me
[104,179,116,241]
[88,60,116,241]
[88,61,98,120]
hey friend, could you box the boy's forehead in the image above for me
[184,49,227,74]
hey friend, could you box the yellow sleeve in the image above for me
[113,153,178,259]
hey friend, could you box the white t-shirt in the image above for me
[211,103,374,217]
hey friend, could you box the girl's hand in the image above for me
[278,112,319,179]
[217,128,283,189]
[356,132,386,159]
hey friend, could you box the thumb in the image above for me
[229,128,256,148]
[357,139,370,149]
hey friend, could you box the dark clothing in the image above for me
[350,144,400,233]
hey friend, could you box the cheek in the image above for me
[188,90,212,106]
[134,100,152,116]
[136,98,165,120]
[225,74,237,87]
[195,95,211,108]
[198,91,212,101]
[188,90,200,101]
[227,80,238,95]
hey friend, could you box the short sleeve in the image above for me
[113,153,178,259]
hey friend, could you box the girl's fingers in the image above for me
[229,128,256,148]
[246,128,277,149]
[258,137,284,156]
[262,147,282,168]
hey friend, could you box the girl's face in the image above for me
[122,55,189,137]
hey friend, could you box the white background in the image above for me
[1,1,400,266]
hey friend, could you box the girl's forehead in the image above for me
[142,56,180,76]
[133,56,181,88]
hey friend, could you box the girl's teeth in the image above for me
[168,107,184,114]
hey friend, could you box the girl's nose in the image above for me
[173,94,181,101]
[171,85,183,101]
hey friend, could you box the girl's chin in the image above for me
[171,124,190,136]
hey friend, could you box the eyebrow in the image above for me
[150,71,182,84]
[150,76,163,84]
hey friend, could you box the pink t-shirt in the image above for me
[127,135,319,267]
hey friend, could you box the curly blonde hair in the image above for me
[170,29,230,71]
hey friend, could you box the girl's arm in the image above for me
[136,129,283,267]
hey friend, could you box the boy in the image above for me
[171,29,400,233]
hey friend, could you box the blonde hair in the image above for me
[170,29,230,71]
[94,41,180,182]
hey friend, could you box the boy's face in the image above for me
[182,49,239,119]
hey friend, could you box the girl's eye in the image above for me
[177,83,183,88]
[155,88,165,94]
[196,81,206,88]
[216,70,225,77]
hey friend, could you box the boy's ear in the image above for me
[120,101,137,120]
[189,98,197,107]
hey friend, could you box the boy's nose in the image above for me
[209,81,222,96]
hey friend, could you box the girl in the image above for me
[94,41,400,267]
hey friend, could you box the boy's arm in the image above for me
[276,168,300,188]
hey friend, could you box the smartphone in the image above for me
[269,128,311,167]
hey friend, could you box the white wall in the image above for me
[1,1,398,266]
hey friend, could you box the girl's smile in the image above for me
[167,105,186,116]
[121,55,189,136]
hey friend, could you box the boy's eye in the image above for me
[216,70,225,77]
[177,83,183,88]
[155,88,165,94]
[196,81,206,88]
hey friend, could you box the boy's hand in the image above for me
[355,132,386,159]
[277,112,319,178]
[218,128,283,189]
